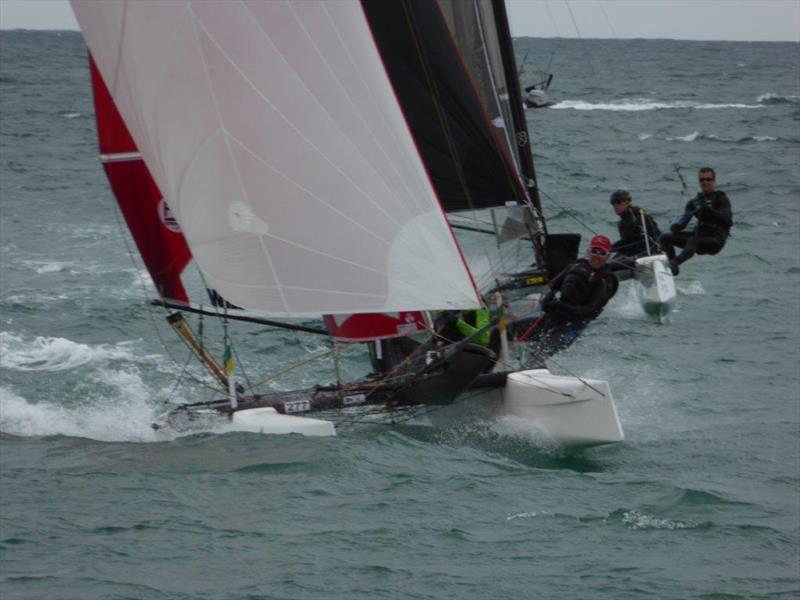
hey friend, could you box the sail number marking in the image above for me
[342,394,366,406]
[283,400,311,413]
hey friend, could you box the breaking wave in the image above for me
[612,509,705,531]
[553,99,763,111]
[0,382,162,442]
[665,132,780,143]
[667,131,701,142]
[0,331,146,372]
[757,93,800,105]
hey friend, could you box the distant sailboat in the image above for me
[71,0,623,446]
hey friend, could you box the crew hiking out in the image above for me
[659,167,732,275]
[529,235,619,357]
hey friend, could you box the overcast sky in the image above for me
[1,0,798,42]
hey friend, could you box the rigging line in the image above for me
[538,188,598,235]
[675,164,688,197]
[544,1,563,38]
[525,342,607,398]
[540,2,562,74]
[229,337,255,395]
[241,342,353,393]
[106,190,222,395]
[162,346,196,406]
[595,0,619,39]
[563,1,598,78]
[499,302,609,398]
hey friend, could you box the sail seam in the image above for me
[216,2,408,231]
[187,2,290,312]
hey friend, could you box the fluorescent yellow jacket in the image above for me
[456,307,491,346]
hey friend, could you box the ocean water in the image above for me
[1,31,799,599]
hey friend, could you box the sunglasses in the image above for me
[590,248,610,257]
[699,177,715,182]
[610,199,627,205]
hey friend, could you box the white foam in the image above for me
[757,92,800,103]
[752,135,778,142]
[620,510,693,530]
[35,261,69,274]
[553,99,762,112]
[605,282,651,320]
[553,100,662,111]
[0,332,142,372]
[638,133,653,141]
[0,381,163,442]
[676,280,706,296]
[506,511,543,521]
[2,292,70,304]
[666,131,701,142]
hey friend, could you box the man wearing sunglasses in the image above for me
[533,235,619,357]
[660,167,733,275]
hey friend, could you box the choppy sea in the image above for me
[1,31,799,599]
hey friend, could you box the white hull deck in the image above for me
[425,368,624,447]
[634,254,677,319]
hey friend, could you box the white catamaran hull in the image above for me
[162,406,337,438]
[425,368,624,447]
[162,368,623,446]
[634,254,677,318]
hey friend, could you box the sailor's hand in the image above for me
[670,223,683,234]
[542,298,562,313]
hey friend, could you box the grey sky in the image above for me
[0,0,798,42]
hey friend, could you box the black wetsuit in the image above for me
[530,259,619,357]
[611,206,661,257]
[660,191,732,267]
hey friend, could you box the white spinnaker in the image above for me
[71,0,480,316]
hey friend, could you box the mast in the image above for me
[490,0,542,215]
[490,0,548,268]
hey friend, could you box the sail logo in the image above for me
[158,199,181,233]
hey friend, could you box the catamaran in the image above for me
[70,0,624,446]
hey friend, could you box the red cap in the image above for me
[589,234,612,254]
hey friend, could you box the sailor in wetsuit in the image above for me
[609,189,661,267]
[659,167,732,275]
[531,234,619,357]
[437,306,494,349]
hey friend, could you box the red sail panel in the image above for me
[89,55,191,302]
[324,313,427,342]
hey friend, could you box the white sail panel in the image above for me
[71,0,480,315]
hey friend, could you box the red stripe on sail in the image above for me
[89,55,191,303]
[323,312,427,342]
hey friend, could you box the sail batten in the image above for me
[99,151,143,163]
[72,0,481,316]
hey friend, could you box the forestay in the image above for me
[71,0,480,316]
